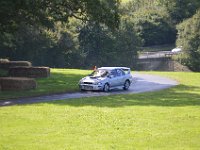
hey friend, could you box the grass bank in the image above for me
[0,71,200,149]
[0,69,90,100]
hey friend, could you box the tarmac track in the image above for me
[0,73,178,107]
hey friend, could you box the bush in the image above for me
[176,10,200,71]
[0,77,37,91]
[0,69,8,77]
[132,8,176,46]
[9,67,50,78]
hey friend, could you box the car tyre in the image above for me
[103,83,110,92]
[80,88,85,92]
[123,80,130,90]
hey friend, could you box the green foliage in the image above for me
[121,0,162,14]
[0,71,200,149]
[0,0,120,33]
[0,69,8,77]
[176,10,200,71]
[1,0,200,69]
[161,0,200,24]
[0,0,120,68]
[132,8,176,46]
[79,20,141,68]
[0,23,76,68]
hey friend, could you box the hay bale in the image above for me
[0,77,37,91]
[0,61,32,70]
[9,67,50,78]
[0,62,10,70]
[9,61,32,67]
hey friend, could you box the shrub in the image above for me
[0,69,8,77]
[0,77,37,91]
[132,7,176,46]
[176,10,200,71]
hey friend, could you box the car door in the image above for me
[116,69,126,86]
[109,69,118,87]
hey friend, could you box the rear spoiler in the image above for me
[121,68,131,74]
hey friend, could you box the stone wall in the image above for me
[137,58,190,72]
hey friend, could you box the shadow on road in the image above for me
[44,84,200,107]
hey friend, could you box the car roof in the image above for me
[98,67,130,70]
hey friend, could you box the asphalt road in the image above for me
[0,73,178,107]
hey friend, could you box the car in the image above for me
[171,46,182,53]
[79,67,133,92]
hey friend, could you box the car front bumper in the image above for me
[79,84,103,91]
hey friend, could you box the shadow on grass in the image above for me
[47,84,200,107]
[0,72,86,100]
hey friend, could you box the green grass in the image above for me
[0,71,200,149]
[0,69,90,100]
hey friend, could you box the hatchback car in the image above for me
[79,67,133,92]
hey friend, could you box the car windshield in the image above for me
[90,69,108,77]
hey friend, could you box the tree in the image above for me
[176,10,200,71]
[160,0,200,24]
[78,19,142,68]
[0,0,120,33]
[79,22,114,66]
[131,8,176,46]
[0,0,120,67]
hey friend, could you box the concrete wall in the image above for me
[137,58,190,71]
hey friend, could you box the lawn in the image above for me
[0,69,91,100]
[0,71,200,149]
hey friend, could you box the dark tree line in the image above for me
[1,0,200,71]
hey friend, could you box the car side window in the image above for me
[116,69,125,76]
[110,69,117,77]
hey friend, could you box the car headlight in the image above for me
[94,82,102,85]
[79,79,83,84]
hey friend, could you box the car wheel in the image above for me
[123,80,130,90]
[80,88,85,92]
[103,83,110,92]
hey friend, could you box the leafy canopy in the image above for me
[0,0,120,33]
[176,10,200,71]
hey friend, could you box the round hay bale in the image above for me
[9,67,50,78]
[0,77,37,91]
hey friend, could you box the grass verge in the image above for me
[0,71,200,149]
[0,69,90,100]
